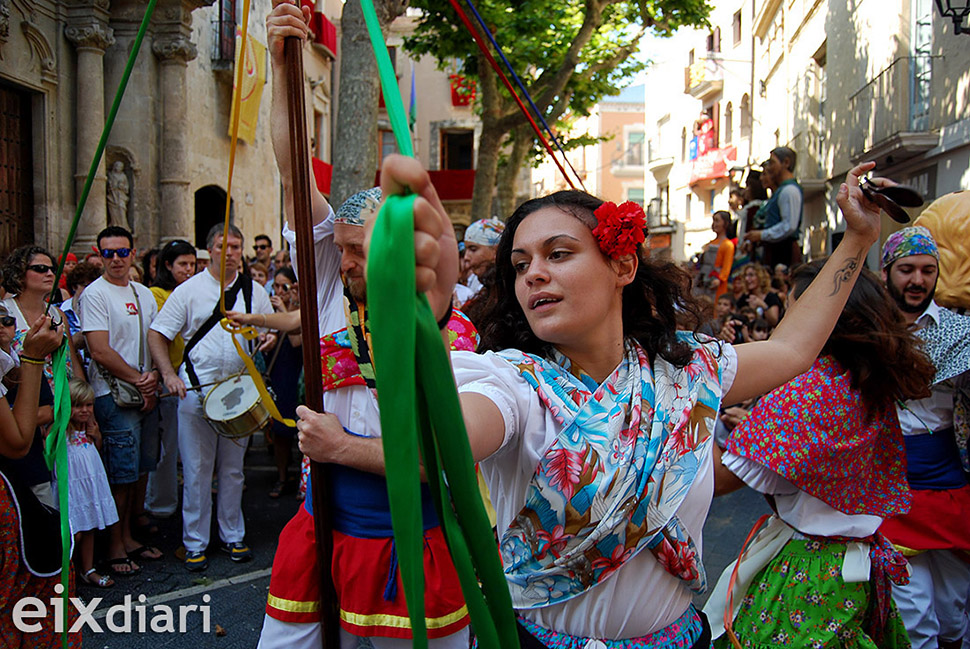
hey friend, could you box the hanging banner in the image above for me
[228,27,267,143]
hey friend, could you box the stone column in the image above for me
[65,20,115,252]
[153,33,198,244]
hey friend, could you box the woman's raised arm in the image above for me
[725,161,884,404]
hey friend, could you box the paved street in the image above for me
[77,437,768,647]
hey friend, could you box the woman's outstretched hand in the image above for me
[366,154,458,322]
[836,161,889,244]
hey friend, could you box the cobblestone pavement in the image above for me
[77,436,768,648]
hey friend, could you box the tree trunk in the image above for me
[470,126,504,222]
[332,0,406,208]
[495,125,532,219]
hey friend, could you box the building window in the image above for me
[684,193,691,222]
[440,130,474,170]
[733,11,742,46]
[213,0,236,63]
[380,129,397,162]
[707,27,720,53]
[626,131,645,166]
[740,94,751,139]
[680,127,687,162]
[688,49,695,65]
[724,102,733,145]
[627,187,645,206]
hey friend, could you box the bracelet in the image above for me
[20,355,46,366]
[436,302,454,330]
[261,313,268,327]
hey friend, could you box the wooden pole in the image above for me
[283,34,340,649]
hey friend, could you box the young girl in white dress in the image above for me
[63,378,119,587]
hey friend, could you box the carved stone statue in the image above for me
[106,161,130,228]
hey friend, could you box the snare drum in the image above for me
[202,375,271,439]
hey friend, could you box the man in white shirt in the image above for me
[78,225,161,575]
[878,226,970,649]
[148,224,273,571]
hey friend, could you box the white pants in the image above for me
[146,395,180,517]
[893,550,970,649]
[256,615,470,649]
[178,390,247,552]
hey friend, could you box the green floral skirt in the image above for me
[713,538,910,649]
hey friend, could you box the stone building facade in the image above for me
[642,0,970,263]
[0,0,336,258]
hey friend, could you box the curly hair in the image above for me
[1,245,55,296]
[740,262,772,295]
[791,260,934,412]
[478,190,704,368]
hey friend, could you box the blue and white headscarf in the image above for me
[334,187,382,227]
[464,218,505,247]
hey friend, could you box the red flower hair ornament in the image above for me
[591,201,647,259]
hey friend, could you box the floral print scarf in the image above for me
[497,334,722,609]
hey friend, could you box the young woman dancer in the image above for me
[296,155,883,648]
[707,262,934,648]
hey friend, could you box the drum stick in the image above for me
[157,373,243,399]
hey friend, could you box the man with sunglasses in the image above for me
[149,223,274,572]
[77,225,163,576]
[252,234,276,280]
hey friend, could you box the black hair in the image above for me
[713,210,736,239]
[254,234,272,245]
[479,190,702,367]
[97,225,134,248]
[141,247,160,286]
[274,266,297,284]
[153,239,197,291]
[791,260,934,411]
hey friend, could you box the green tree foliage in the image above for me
[405,0,711,220]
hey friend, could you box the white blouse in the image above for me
[452,343,737,639]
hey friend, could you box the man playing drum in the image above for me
[148,224,274,572]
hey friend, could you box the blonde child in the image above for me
[62,379,119,587]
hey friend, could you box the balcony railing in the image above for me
[311,12,338,58]
[848,55,939,164]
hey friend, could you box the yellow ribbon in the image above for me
[212,0,293,429]
[220,318,296,428]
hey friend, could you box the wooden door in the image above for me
[0,83,34,258]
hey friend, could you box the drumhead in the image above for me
[204,375,261,422]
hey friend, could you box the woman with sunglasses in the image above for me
[1,245,85,385]
[144,240,197,520]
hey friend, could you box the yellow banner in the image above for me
[228,27,266,144]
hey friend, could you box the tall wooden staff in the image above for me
[283,33,340,649]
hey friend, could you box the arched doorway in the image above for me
[194,185,233,249]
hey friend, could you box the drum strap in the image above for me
[183,275,253,388]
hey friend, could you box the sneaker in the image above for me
[221,542,252,563]
[185,551,208,572]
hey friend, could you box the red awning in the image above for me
[373,169,475,201]
[689,145,737,186]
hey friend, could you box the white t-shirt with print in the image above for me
[78,276,158,398]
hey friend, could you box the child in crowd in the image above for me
[61,378,119,588]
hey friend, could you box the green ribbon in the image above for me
[39,2,158,644]
[368,197,520,649]
[43,342,72,646]
[357,2,519,645]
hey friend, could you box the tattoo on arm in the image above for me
[829,250,863,296]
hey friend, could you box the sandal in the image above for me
[106,557,141,576]
[127,545,163,561]
[79,568,114,588]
